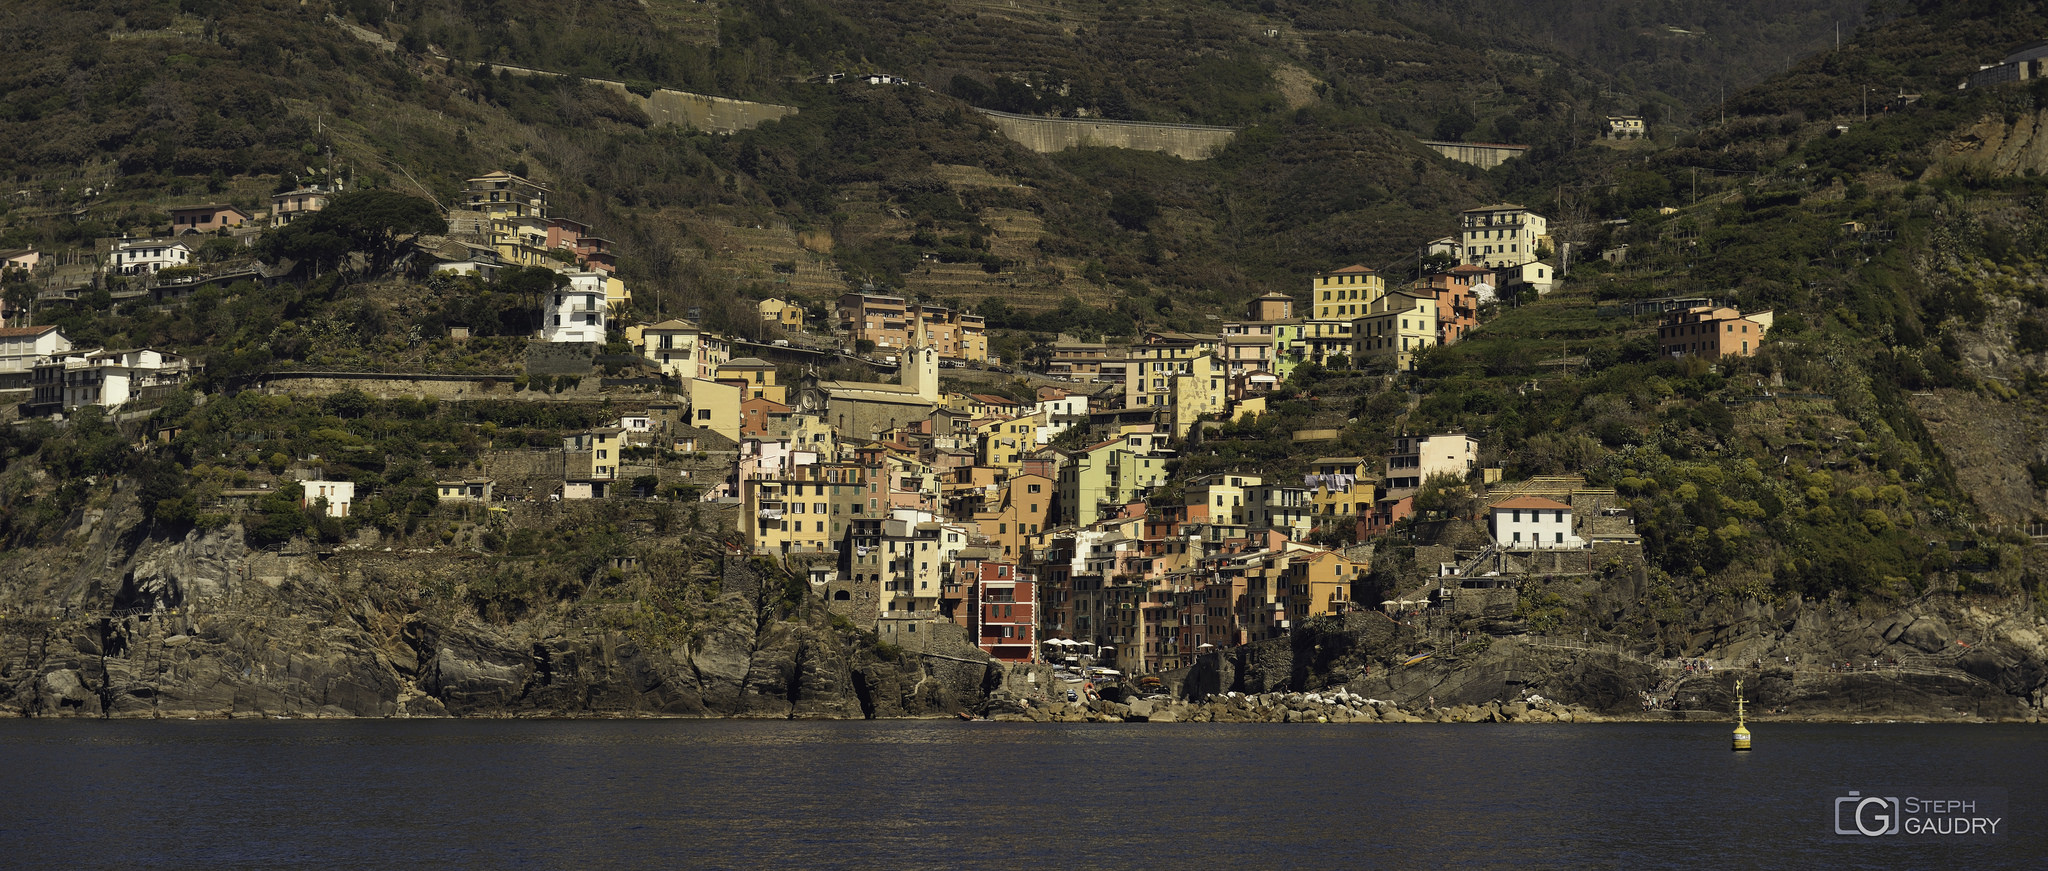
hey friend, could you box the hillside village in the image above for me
[0,164,1796,680]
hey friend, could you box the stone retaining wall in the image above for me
[978,109,1237,160]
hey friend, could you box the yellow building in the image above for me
[1305,457,1375,524]
[1126,337,1217,410]
[1283,550,1365,619]
[1351,290,1438,372]
[758,297,805,332]
[561,428,622,480]
[1312,265,1387,319]
[686,378,743,442]
[717,357,786,404]
[1296,319,1354,368]
[464,172,554,268]
[975,413,1042,478]
[1187,473,1263,525]
[1056,426,1172,527]
[741,476,837,554]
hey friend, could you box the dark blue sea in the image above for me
[0,719,2039,869]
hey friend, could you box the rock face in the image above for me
[0,526,1005,720]
[3,507,2043,723]
[1199,604,2047,722]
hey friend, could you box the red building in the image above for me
[970,560,1037,662]
[1413,271,1482,347]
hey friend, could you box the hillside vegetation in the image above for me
[2,0,2047,634]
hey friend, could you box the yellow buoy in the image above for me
[1732,678,1751,751]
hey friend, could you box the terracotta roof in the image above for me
[971,393,1019,405]
[0,325,57,338]
[1493,496,1571,510]
[1323,264,1375,274]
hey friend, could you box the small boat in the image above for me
[1401,652,1432,667]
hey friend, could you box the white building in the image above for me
[633,318,730,380]
[1384,432,1478,491]
[108,239,191,276]
[1499,260,1556,297]
[301,479,355,518]
[0,326,70,387]
[542,271,608,343]
[1032,390,1089,445]
[436,479,495,502]
[1490,496,1584,549]
[1459,205,1549,270]
[29,348,189,412]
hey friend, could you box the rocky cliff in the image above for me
[1184,597,2048,722]
[0,506,1002,720]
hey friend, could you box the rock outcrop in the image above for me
[0,523,1005,720]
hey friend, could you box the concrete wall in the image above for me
[636,88,796,134]
[1419,140,1531,169]
[480,62,796,133]
[978,110,1237,160]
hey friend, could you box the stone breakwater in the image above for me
[982,687,1603,724]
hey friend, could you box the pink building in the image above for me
[169,204,251,234]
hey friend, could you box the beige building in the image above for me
[1385,432,1477,492]
[1166,353,1228,438]
[836,292,987,362]
[1459,204,1549,269]
[1351,290,1439,372]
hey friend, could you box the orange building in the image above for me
[1658,306,1773,359]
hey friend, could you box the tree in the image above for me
[1434,107,1477,142]
[1413,472,1477,520]
[259,190,446,276]
[1108,190,1159,231]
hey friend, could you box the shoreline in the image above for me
[5,711,2041,724]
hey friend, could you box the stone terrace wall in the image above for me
[248,372,606,401]
[979,110,1237,160]
[478,62,797,133]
